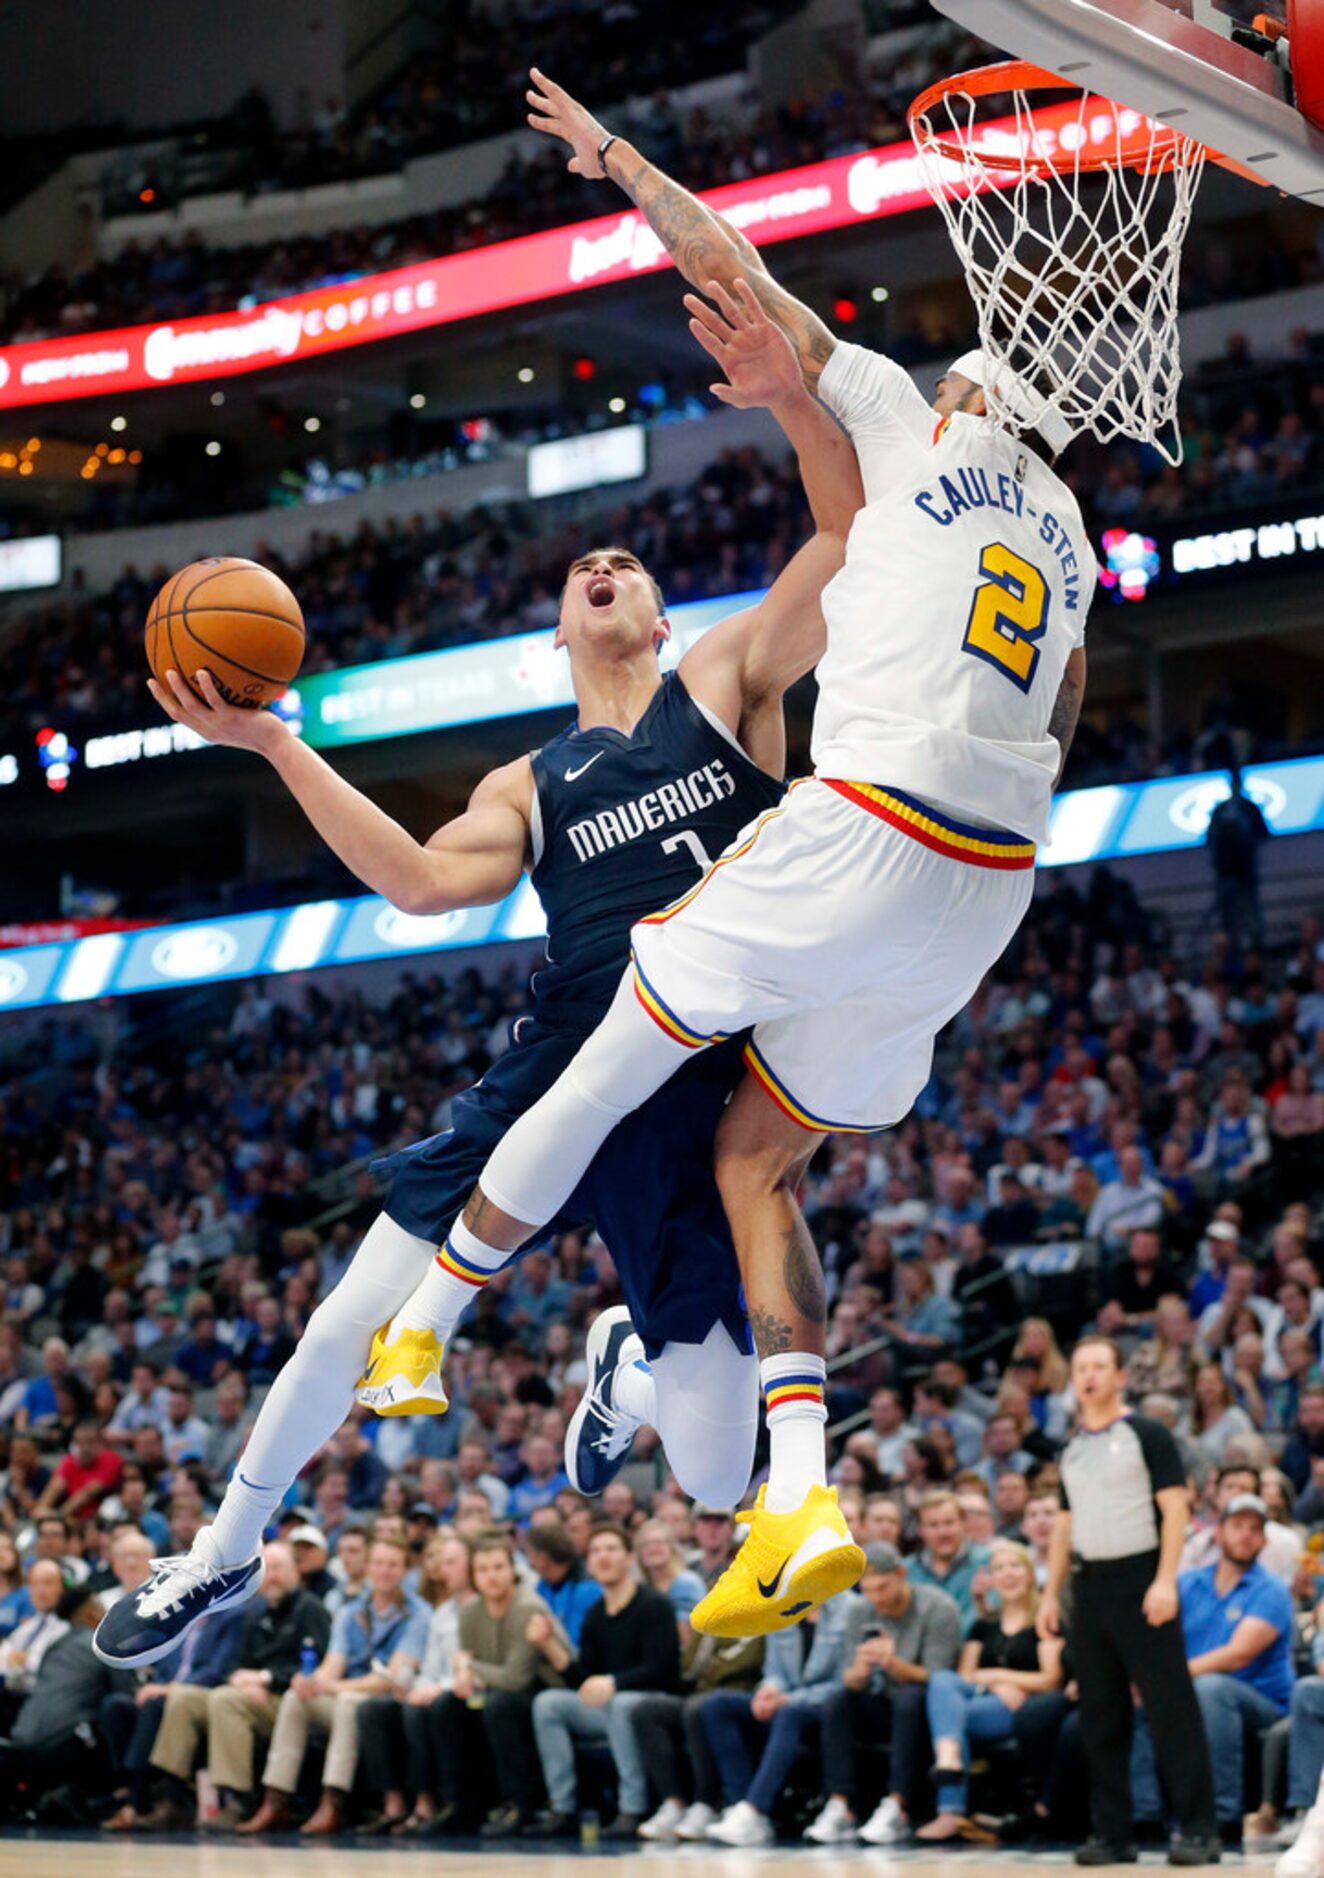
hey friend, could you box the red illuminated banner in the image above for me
[0,916,152,948]
[0,103,1104,412]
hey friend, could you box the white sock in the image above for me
[389,1218,508,1341]
[760,1353,827,1513]
[612,1356,656,1424]
[193,1211,436,1566]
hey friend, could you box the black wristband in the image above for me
[597,133,618,176]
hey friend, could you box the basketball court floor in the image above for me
[0,1841,1275,1876]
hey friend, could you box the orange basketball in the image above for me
[145,556,305,709]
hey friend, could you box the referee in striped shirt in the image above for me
[1039,1334,1218,1866]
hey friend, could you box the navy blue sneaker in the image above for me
[93,1549,265,1667]
[566,1306,648,1495]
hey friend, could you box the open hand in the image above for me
[685,278,805,412]
[526,68,611,178]
[148,665,288,755]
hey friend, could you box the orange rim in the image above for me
[907,58,1202,176]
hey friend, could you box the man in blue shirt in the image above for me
[1133,1494,1293,1838]
[508,1433,570,1527]
[240,1535,430,1836]
[525,1521,602,1649]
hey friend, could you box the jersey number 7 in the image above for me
[961,542,1049,694]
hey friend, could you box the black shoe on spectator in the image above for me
[421,1806,478,1838]
[519,1809,576,1838]
[354,1810,406,1836]
[481,1804,529,1839]
[602,1812,645,1840]
[1075,1839,1139,1864]
[1169,1833,1223,1865]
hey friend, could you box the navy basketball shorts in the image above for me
[376,1016,751,1361]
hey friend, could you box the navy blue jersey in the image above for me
[528,672,783,1026]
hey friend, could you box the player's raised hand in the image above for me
[148,667,287,754]
[526,68,611,177]
[685,277,806,411]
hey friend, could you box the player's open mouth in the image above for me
[586,576,616,608]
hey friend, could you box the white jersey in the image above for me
[814,342,1096,846]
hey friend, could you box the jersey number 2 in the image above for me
[962,542,1048,694]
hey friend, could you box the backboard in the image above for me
[928,0,1324,199]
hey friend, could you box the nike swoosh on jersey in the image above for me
[757,1557,792,1599]
[565,752,605,781]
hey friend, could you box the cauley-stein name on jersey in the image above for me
[912,463,1086,613]
[564,757,737,863]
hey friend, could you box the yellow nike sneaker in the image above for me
[353,1325,449,1417]
[691,1484,865,1638]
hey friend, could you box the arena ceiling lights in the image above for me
[0,101,1101,412]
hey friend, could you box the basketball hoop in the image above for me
[908,61,1208,465]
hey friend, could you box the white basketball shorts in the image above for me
[629,776,1036,1133]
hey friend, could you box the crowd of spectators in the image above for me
[0,21,955,345]
[1,851,1323,1838]
[6,29,1317,351]
[3,384,1319,793]
[0,443,815,751]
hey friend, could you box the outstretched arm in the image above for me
[527,68,838,390]
[149,668,531,914]
[677,282,860,759]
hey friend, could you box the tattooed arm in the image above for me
[526,67,838,390]
[1050,646,1087,786]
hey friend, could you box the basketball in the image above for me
[145,556,305,709]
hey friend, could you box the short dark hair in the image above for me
[525,1523,576,1568]
[469,1529,515,1564]
[57,1583,98,1623]
[586,1520,633,1552]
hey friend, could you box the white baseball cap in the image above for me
[946,348,1073,456]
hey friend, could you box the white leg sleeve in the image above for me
[651,1323,761,1511]
[481,968,691,1228]
[204,1213,435,1562]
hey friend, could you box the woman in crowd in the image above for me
[919,1542,1065,1842]
[0,1534,28,1637]
[1009,1318,1071,1417]
[1185,1362,1258,1467]
[377,1476,409,1520]
[634,1521,706,1627]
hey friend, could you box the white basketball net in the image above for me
[910,82,1207,464]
